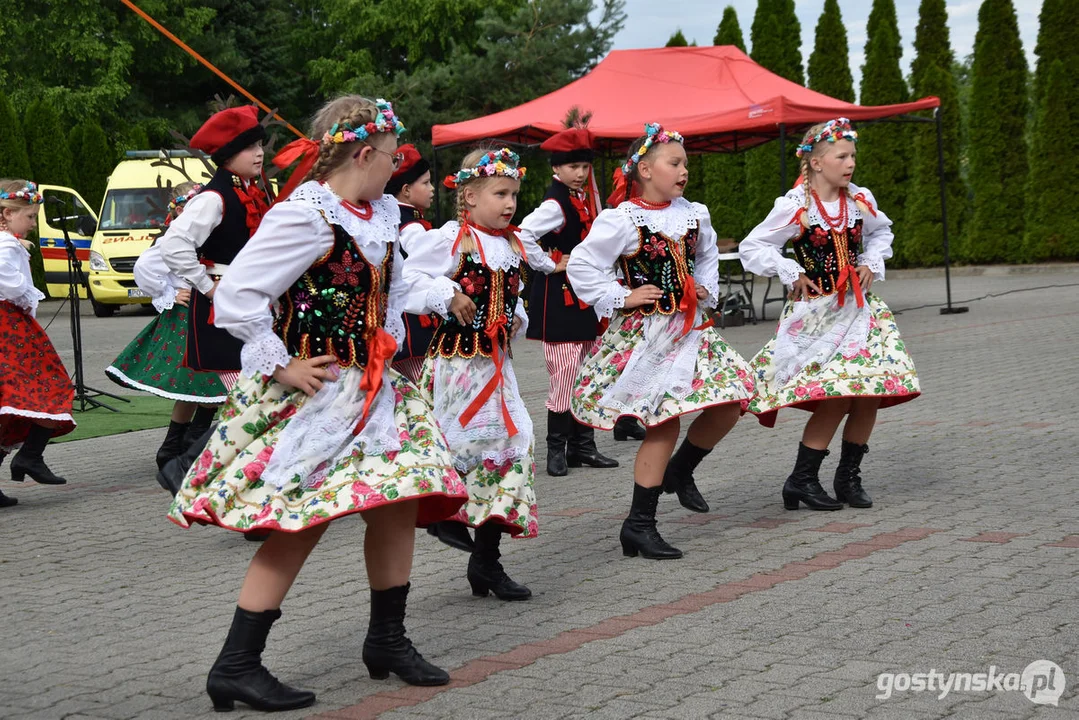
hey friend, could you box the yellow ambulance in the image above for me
[84,151,215,316]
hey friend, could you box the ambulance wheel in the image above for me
[89,290,117,317]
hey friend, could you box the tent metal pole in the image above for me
[935,107,967,315]
[432,146,441,226]
[778,123,787,193]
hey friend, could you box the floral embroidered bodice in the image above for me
[273,222,392,368]
[792,217,864,299]
[617,224,699,316]
[430,250,521,359]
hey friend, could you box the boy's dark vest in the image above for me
[429,241,521,359]
[274,222,392,368]
[791,207,865,300]
[393,204,439,362]
[525,181,598,343]
[185,169,269,372]
[617,221,699,316]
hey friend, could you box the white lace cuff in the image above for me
[241,333,291,378]
[858,253,886,281]
[151,285,179,313]
[777,258,806,287]
[384,312,406,350]
[534,253,557,275]
[594,285,632,319]
[14,288,45,315]
[699,277,720,310]
[427,277,460,319]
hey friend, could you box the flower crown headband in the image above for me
[622,123,684,175]
[797,117,858,158]
[168,184,203,214]
[443,148,527,189]
[0,182,43,205]
[323,98,407,145]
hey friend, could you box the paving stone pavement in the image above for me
[2,269,1078,720]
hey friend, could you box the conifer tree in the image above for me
[666,29,689,47]
[68,121,112,212]
[24,99,74,187]
[856,1,909,261]
[714,6,746,52]
[0,91,32,180]
[962,0,1028,263]
[903,0,966,266]
[1023,0,1079,260]
[745,0,802,229]
[807,0,854,102]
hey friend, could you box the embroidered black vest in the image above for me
[791,216,864,299]
[394,204,438,360]
[430,248,521,359]
[197,168,261,265]
[273,222,393,368]
[617,223,699,316]
[526,181,597,342]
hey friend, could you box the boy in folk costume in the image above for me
[386,144,438,383]
[518,127,619,476]
[158,106,270,423]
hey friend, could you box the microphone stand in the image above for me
[50,208,129,412]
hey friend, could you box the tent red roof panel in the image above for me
[432,46,939,150]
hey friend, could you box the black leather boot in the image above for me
[567,420,619,469]
[362,583,450,686]
[205,607,316,712]
[10,424,67,485]
[620,484,683,559]
[155,420,190,471]
[782,443,843,511]
[545,410,571,477]
[834,441,873,508]
[467,523,531,600]
[182,406,217,452]
[425,521,474,552]
[661,439,711,513]
[157,424,216,495]
[0,453,13,507]
[613,416,647,441]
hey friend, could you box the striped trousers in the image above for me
[543,341,593,412]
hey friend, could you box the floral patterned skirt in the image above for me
[105,305,228,403]
[168,369,468,534]
[0,301,75,448]
[571,310,756,430]
[418,355,537,538]
[747,293,919,428]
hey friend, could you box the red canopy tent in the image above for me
[432,46,963,313]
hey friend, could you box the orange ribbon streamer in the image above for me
[677,277,714,336]
[852,193,877,217]
[834,266,865,308]
[458,317,518,438]
[352,328,398,436]
[273,138,321,202]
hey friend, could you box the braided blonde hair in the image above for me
[797,123,866,227]
[453,145,522,256]
[0,178,36,232]
[303,95,382,183]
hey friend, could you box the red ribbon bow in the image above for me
[458,316,518,438]
[273,138,321,202]
[834,266,865,308]
[852,193,877,217]
[352,328,399,436]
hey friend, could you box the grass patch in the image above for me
[55,395,175,443]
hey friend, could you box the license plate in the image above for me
[127,288,149,298]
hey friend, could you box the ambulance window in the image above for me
[100,189,170,230]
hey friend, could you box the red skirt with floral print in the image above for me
[0,300,75,447]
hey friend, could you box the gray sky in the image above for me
[608,0,1043,92]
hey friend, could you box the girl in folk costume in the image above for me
[158,105,270,452]
[567,125,756,560]
[0,180,75,505]
[168,96,469,712]
[402,148,538,601]
[105,183,229,470]
[518,126,619,477]
[386,144,438,383]
[739,118,919,511]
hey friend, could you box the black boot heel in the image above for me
[468,578,490,597]
[619,485,683,559]
[620,538,639,557]
[782,493,800,511]
[781,443,843,511]
[209,696,234,712]
[468,524,531,600]
[364,663,390,680]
